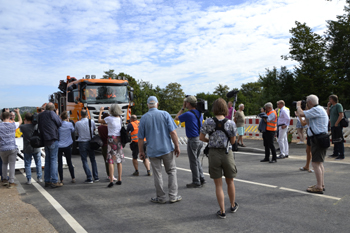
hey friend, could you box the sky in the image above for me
[0,0,347,108]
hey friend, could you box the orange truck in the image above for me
[49,75,134,153]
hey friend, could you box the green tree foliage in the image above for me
[137,80,156,115]
[283,21,330,106]
[238,82,263,115]
[160,83,185,114]
[213,84,230,101]
[326,0,350,108]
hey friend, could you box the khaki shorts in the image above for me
[208,148,237,179]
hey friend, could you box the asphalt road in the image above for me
[15,128,350,233]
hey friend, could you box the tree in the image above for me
[239,82,263,115]
[213,84,230,101]
[326,0,350,108]
[137,80,156,115]
[282,21,331,106]
[160,83,185,114]
[258,67,281,107]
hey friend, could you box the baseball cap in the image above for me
[147,96,158,105]
[184,95,197,104]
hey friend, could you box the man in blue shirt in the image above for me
[138,96,181,204]
[175,95,205,188]
[297,94,328,194]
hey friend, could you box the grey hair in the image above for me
[307,94,319,105]
[46,102,55,111]
[109,104,122,116]
[81,110,88,118]
[264,102,273,109]
[239,103,244,108]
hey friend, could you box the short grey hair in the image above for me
[239,103,244,108]
[46,102,55,111]
[81,109,88,118]
[307,94,319,105]
[264,102,273,109]
[109,104,122,117]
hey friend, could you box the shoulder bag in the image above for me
[309,127,330,149]
[89,119,103,150]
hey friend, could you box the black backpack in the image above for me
[120,118,130,147]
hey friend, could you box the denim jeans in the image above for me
[24,152,42,180]
[79,142,98,180]
[0,157,2,181]
[44,140,59,183]
[58,145,75,181]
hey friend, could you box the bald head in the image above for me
[46,102,55,111]
[131,115,137,121]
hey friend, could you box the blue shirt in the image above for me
[75,118,96,142]
[58,121,75,148]
[138,108,177,158]
[178,109,203,138]
[304,105,328,136]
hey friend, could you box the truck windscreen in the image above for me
[81,85,129,103]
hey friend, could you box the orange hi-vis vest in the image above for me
[130,121,140,142]
[266,110,277,131]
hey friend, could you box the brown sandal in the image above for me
[308,184,325,191]
[307,186,324,194]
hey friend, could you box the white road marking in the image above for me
[20,170,87,233]
[125,156,341,201]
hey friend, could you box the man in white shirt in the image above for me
[276,100,290,159]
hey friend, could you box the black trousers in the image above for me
[263,130,277,160]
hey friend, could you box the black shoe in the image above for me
[260,159,269,162]
[328,154,337,158]
[277,155,285,159]
[216,210,226,219]
[335,156,344,160]
[201,180,207,185]
[186,183,202,188]
[276,148,280,151]
[284,155,289,158]
[269,160,277,163]
[107,182,114,188]
[115,181,122,185]
[230,202,239,213]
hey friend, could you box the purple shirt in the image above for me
[226,107,236,120]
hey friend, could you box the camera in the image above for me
[104,107,109,110]
[292,100,307,110]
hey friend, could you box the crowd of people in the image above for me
[0,93,346,219]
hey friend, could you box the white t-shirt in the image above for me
[104,116,121,136]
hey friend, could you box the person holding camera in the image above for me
[199,98,238,219]
[260,102,278,163]
[175,95,205,188]
[38,103,63,188]
[327,95,345,160]
[19,113,43,184]
[296,95,328,194]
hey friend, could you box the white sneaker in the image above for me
[26,180,32,185]
[297,141,305,145]
[38,178,43,183]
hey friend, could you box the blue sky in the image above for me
[0,0,346,108]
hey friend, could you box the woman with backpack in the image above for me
[199,98,239,219]
[98,104,124,188]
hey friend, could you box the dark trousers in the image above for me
[332,126,344,158]
[263,130,277,161]
[58,145,75,181]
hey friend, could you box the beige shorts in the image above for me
[208,148,237,179]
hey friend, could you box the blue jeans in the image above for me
[24,152,42,180]
[0,157,2,181]
[79,142,98,180]
[44,141,59,183]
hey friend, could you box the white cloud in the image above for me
[0,0,347,108]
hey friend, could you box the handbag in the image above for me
[339,112,349,128]
[119,118,130,147]
[89,119,102,150]
[310,127,330,149]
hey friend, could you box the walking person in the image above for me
[276,100,290,159]
[297,95,328,194]
[127,115,151,176]
[38,103,63,188]
[19,113,43,184]
[234,103,246,147]
[327,95,345,160]
[138,96,182,204]
[175,95,205,188]
[57,111,75,184]
[98,105,124,188]
[75,109,99,184]
[0,109,22,188]
[98,112,116,181]
[199,98,239,219]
